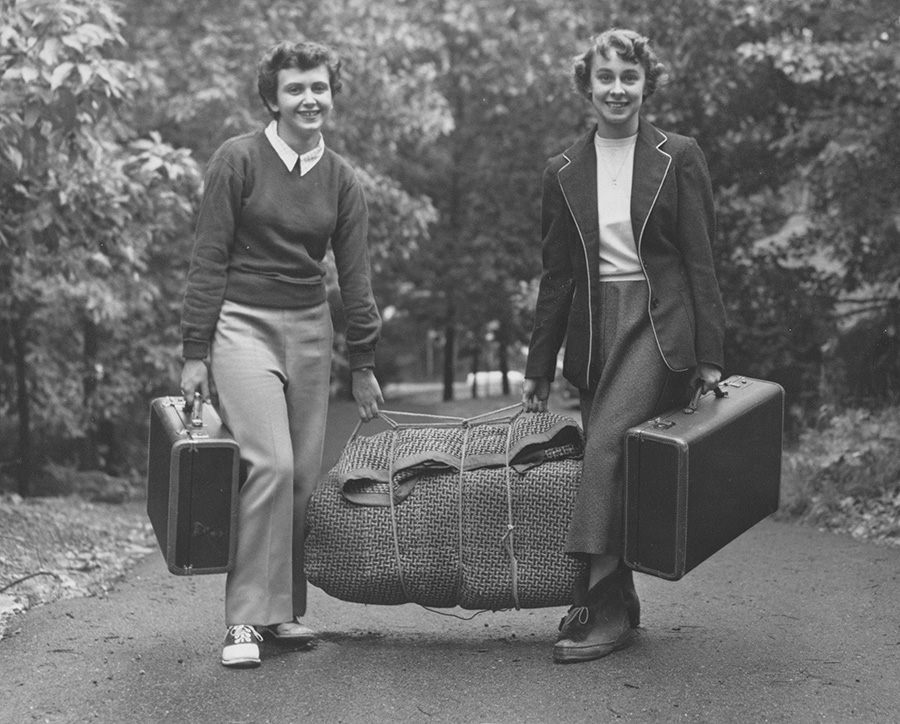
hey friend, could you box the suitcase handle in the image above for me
[683,382,726,414]
[182,392,204,427]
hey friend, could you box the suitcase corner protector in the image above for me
[624,560,684,581]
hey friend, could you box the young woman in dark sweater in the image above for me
[181,41,382,668]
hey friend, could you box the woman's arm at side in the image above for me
[332,162,383,420]
[675,139,726,373]
[181,150,244,361]
[524,164,576,381]
[331,163,382,372]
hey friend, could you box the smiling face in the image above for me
[589,51,646,138]
[269,65,333,153]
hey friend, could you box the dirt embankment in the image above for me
[0,494,155,639]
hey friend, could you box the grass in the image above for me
[0,498,154,639]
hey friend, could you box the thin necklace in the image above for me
[598,137,636,187]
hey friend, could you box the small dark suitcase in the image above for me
[624,376,783,580]
[147,395,240,575]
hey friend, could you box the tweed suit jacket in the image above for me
[525,119,726,390]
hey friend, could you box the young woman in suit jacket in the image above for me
[522,28,726,663]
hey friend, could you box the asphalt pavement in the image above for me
[2,399,899,724]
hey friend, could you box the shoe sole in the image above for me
[261,627,317,645]
[262,631,316,645]
[553,631,633,664]
[221,657,260,669]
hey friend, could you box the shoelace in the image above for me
[561,605,590,630]
[228,625,262,644]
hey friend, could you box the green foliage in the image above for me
[0,0,202,490]
[735,4,900,295]
[3,0,900,497]
[726,4,900,414]
[780,408,900,540]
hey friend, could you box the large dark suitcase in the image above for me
[624,376,783,580]
[146,395,240,575]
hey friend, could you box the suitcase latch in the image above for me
[723,376,751,389]
[650,418,676,430]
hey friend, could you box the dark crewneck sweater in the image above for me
[181,129,380,368]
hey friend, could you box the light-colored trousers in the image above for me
[211,300,333,626]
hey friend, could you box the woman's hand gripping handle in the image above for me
[522,377,551,413]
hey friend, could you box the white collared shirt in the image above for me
[265,120,325,176]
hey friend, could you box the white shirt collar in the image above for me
[265,120,325,176]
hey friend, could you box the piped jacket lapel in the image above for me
[556,121,673,266]
[557,131,599,271]
[631,122,672,251]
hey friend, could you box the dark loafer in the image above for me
[619,564,641,628]
[554,569,633,664]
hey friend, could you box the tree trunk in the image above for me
[498,323,511,396]
[12,320,32,497]
[470,347,480,399]
[442,318,456,402]
[80,317,102,471]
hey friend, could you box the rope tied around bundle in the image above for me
[355,404,525,610]
[305,402,586,612]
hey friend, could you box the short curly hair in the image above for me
[573,29,666,100]
[257,41,343,117]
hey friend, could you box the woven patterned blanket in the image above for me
[305,409,587,610]
[337,410,583,505]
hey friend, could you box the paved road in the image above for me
[3,401,899,724]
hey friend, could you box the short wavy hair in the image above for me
[257,41,343,117]
[573,29,666,100]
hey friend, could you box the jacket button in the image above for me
[651,298,660,309]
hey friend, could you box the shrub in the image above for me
[779,407,900,527]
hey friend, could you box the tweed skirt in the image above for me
[567,281,690,558]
